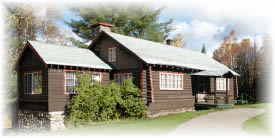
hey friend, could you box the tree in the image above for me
[201,43,206,54]
[213,29,238,69]
[172,32,184,48]
[4,3,40,100]
[68,2,174,43]
[67,37,88,48]
[36,4,66,44]
[4,3,67,100]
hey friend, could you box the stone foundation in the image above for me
[18,110,65,133]
[48,111,66,131]
[147,107,195,118]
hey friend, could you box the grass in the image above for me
[242,112,272,135]
[17,103,271,135]
[234,103,269,109]
[45,103,271,136]
[48,109,217,135]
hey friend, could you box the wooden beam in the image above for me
[149,65,154,103]
[214,77,217,105]
[226,78,228,104]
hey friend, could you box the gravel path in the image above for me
[170,108,265,136]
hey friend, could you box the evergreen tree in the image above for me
[68,2,174,43]
[201,43,206,54]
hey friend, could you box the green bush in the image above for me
[65,73,147,128]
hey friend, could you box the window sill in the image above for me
[160,89,184,91]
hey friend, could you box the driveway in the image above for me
[170,108,265,136]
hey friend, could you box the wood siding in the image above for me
[147,67,195,113]
[18,47,48,111]
[92,35,142,70]
[48,69,110,112]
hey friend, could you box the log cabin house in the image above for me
[13,22,239,131]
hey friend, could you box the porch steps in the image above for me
[194,103,233,110]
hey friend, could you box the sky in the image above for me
[51,0,272,56]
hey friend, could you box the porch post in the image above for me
[214,77,217,105]
[226,78,228,104]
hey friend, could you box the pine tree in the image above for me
[68,2,174,43]
[201,43,206,54]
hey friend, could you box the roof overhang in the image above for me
[191,70,239,77]
[12,41,48,72]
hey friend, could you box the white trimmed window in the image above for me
[114,73,133,84]
[216,78,229,91]
[160,73,183,90]
[65,72,102,94]
[24,72,42,94]
[108,47,116,62]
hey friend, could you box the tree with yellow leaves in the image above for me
[172,32,184,48]
[213,29,238,69]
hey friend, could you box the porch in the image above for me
[191,71,238,109]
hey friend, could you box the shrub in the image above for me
[119,80,147,119]
[65,74,147,128]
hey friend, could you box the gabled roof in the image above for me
[90,31,239,76]
[14,41,112,71]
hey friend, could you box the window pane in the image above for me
[27,74,32,94]
[164,74,167,88]
[114,74,121,84]
[109,48,112,61]
[66,72,74,79]
[92,74,101,85]
[112,48,116,61]
[37,72,42,94]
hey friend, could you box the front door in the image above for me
[198,77,205,93]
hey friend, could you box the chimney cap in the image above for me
[92,22,113,27]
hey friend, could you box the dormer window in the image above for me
[108,46,116,62]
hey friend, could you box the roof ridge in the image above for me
[104,31,210,57]
[28,40,89,50]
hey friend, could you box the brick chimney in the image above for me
[92,22,113,39]
[166,39,174,45]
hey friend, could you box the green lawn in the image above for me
[234,103,269,109]
[46,103,271,135]
[29,103,272,135]
[49,109,217,135]
[242,112,272,135]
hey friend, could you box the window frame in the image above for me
[108,46,117,62]
[64,70,103,94]
[113,72,133,85]
[159,72,184,90]
[216,78,229,91]
[22,70,42,95]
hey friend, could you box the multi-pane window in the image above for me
[24,72,42,94]
[65,72,102,94]
[216,78,229,91]
[114,73,133,85]
[160,73,183,90]
[108,47,116,62]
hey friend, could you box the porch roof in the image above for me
[191,70,239,77]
